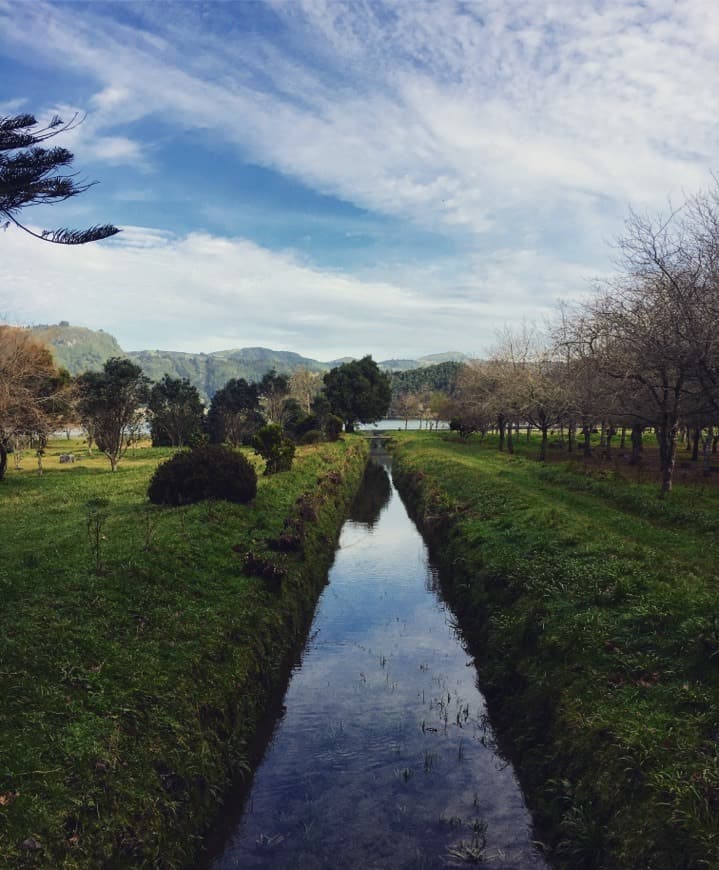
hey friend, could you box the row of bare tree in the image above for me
[447,182,719,495]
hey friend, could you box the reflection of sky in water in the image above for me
[211,463,546,869]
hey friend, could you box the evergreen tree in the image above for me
[323,356,391,432]
[1,113,119,244]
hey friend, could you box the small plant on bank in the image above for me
[252,423,295,475]
[147,444,257,505]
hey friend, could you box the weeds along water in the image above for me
[205,459,546,870]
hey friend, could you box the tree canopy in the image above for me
[147,375,204,447]
[75,358,149,471]
[0,113,119,244]
[323,356,391,432]
[207,377,262,446]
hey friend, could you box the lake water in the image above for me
[205,459,546,869]
[358,419,449,431]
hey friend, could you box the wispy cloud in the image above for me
[2,0,719,356]
[4,1,717,229]
[4,225,508,358]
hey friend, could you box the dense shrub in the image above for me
[147,444,257,505]
[324,414,343,442]
[252,423,296,475]
[299,429,324,445]
[293,413,322,440]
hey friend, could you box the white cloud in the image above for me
[3,0,718,231]
[2,0,719,355]
[3,225,515,359]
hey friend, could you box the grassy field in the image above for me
[392,431,719,869]
[0,436,367,868]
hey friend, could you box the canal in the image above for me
[205,458,546,869]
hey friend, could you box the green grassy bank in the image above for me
[392,432,719,869]
[1,436,368,868]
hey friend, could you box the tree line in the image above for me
[388,361,460,429]
[446,182,719,496]
[0,336,391,478]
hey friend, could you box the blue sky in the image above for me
[2,0,719,360]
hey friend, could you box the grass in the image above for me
[0,435,367,868]
[392,431,719,869]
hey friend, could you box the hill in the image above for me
[29,323,469,400]
[128,347,329,399]
[389,361,462,397]
[29,323,124,373]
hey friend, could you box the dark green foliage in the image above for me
[147,444,257,505]
[0,113,119,244]
[324,414,344,441]
[390,361,461,398]
[323,355,391,432]
[280,398,307,438]
[75,357,149,471]
[258,369,290,424]
[148,374,204,447]
[208,377,262,446]
[283,407,326,442]
[450,417,478,440]
[310,392,332,420]
[295,413,322,439]
[299,429,324,444]
[252,423,296,474]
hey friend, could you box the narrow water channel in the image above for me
[207,459,546,869]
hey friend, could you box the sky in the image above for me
[2,0,719,361]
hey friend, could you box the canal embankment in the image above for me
[391,431,719,869]
[0,437,367,868]
[205,456,546,870]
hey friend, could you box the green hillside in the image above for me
[127,347,330,399]
[29,323,124,373]
[390,360,462,397]
[29,323,467,400]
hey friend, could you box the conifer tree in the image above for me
[0,113,119,244]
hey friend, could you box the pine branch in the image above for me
[3,212,120,244]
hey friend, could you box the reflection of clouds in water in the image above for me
[211,465,545,870]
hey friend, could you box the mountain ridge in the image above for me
[28,323,468,400]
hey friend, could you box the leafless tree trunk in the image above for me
[702,424,714,476]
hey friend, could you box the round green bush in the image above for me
[147,444,257,506]
[299,429,324,445]
[252,423,295,475]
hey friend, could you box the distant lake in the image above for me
[358,419,449,431]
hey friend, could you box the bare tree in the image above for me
[289,368,323,415]
[0,326,63,479]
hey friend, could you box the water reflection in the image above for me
[349,460,392,528]
[207,460,546,870]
